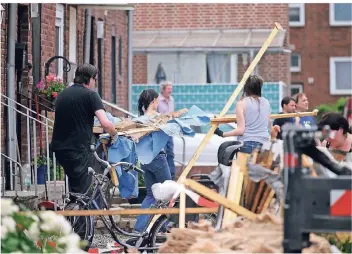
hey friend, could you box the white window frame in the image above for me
[330,57,352,95]
[56,4,64,77]
[290,83,303,96]
[329,3,352,26]
[69,7,77,63]
[290,53,301,72]
[230,54,238,83]
[289,3,305,27]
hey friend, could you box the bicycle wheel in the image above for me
[148,215,171,252]
[64,202,94,251]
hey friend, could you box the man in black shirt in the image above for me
[273,96,296,140]
[52,64,117,193]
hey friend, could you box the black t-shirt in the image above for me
[52,84,105,152]
[272,112,294,140]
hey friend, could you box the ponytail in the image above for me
[137,89,159,116]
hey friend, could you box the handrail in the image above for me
[1,101,54,128]
[18,91,54,112]
[1,93,54,124]
[102,99,137,118]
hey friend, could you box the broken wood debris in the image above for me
[158,213,332,253]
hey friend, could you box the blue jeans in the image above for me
[165,137,176,180]
[134,153,171,232]
[239,141,263,154]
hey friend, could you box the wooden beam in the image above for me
[24,207,219,217]
[177,22,283,182]
[183,179,257,220]
[211,109,319,124]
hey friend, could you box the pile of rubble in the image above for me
[158,213,332,253]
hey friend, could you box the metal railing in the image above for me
[1,93,60,208]
[102,99,137,118]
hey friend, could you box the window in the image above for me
[330,57,352,95]
[111,27,117,103]
[290,83,303,96]
[330,3,352,26]
[69,7,77,63]
[147,52,237,84]
[55,4,64,77]
[290,53,301,72]
[289,4,305,27]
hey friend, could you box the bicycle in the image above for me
[63,144,185,253]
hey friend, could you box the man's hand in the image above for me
[214,128,224,137]
[271,125,280,139]
[111,132,119,144]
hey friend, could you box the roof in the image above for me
[133,29,286,52]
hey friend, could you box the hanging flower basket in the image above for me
[35,74,67,111]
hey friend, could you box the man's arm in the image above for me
[95,109,117,137]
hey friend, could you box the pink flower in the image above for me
[36,81,45,90]
[46,73,55,82]
[56,76,63,82]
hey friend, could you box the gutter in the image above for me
[132,47,291,54]
[6,3,17,190]
[84,9,91,63]
[127,10,133,112]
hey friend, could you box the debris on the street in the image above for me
[158,212,332,253]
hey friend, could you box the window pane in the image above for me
[289,7,300,22]
[206,53,231,83]
[291,88,300,95]
[291,55,299,67]
[335,61,352,90]
[334,4,352,22]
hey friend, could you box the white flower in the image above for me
[1,224,8,239]
[57,233,85,253]
[39,211,72,235]
[1,198,19,216]
[2,217,16,233]
[27,222,40,241]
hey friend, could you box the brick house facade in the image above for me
[289,3,351,108]
[1,4,129,175]
[132,3,291,88]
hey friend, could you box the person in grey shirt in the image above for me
[214,75,279,153]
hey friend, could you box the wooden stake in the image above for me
[179,187,186,229]
[211,109,319,124]
[222,163,241,228]
[183,179,256,220]
[25,207,218,217]
[177,23,283,183]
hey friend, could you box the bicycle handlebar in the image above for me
[93,150,144,174]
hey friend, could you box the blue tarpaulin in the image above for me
[95,106,211,199]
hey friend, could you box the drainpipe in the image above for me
[127,10,133,112]
[6,3,17,190]
[84,9,91,63]
[0,4,5,194]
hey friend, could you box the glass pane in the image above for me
[334,4,352,22]
[291,88,300,96]
[206,54,231,83]
[335,61,352,90]
[289,7,300,22]
[290,55,299,67]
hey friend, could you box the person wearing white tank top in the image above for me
[215,75,280,154]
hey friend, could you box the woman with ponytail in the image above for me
[134,89,172,232]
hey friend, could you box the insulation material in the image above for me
[158,213,332,253]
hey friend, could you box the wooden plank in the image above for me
[211,109,319,124]
[179,188,186,228]
[222,163,241,228]
[28,207,219,217]
[183,179,257,220]
[177,22,283,183]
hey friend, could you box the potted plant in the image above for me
[35,73,67,110]
[33,155,65,185]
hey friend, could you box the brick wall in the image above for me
[132,3,290,86]
[1,4,130,170]
[290,3,352,108]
